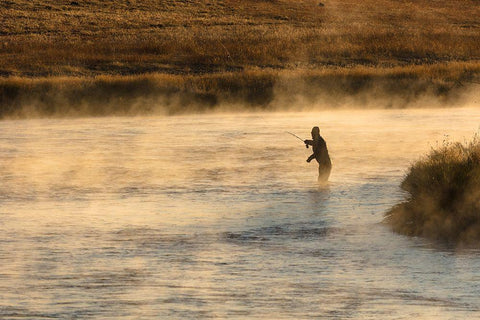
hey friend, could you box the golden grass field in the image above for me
[1,0,479,117]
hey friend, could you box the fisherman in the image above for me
[304,126,332,182]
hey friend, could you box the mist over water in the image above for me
[1,107,480,319]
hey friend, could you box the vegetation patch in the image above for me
[1,63,477,119]
[0,0,479,117]
[385,136,480,247]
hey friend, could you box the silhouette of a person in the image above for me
[304,126,332,182]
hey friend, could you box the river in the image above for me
[1,107,479,319]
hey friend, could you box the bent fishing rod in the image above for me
[286,131,309,148]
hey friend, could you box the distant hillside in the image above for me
[1,0,479,77]
[0,0,479,117]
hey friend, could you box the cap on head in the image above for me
[311,126,320,136]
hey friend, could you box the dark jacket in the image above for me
[305,136,331,168]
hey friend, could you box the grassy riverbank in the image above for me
[1,0,479,117]
[386,137,480,247]
[1,63,478,118]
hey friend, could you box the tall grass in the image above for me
[1,0,479,77]
[0,63,477,118]
[386,136,480,246]
[0,0,479,117]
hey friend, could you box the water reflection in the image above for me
[1,109,480,318]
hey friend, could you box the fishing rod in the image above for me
[286,131,309,148]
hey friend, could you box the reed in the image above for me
[1,62,477,118]
[386,136,480,246]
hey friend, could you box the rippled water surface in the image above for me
[1,108,480,319]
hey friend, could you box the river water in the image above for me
[1,107,480,319]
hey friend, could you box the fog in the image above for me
[3,107,478,197]
[2,74,478,120]
[1,107,480,318]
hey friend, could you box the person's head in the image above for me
[311,126,320,138]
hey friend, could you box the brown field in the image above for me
[1,0,479,117]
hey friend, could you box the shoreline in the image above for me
[1,62,478,119]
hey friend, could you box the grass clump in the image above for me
[386,136,480,246]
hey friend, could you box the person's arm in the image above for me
[304,139,313,146]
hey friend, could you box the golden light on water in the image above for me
[1,108,480,318]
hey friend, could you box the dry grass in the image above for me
[1,62,477,118]
[385,136,480,247]
[1,0,479,76]
[0,0,479,116]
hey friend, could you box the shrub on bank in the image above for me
[386,136,480,246]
